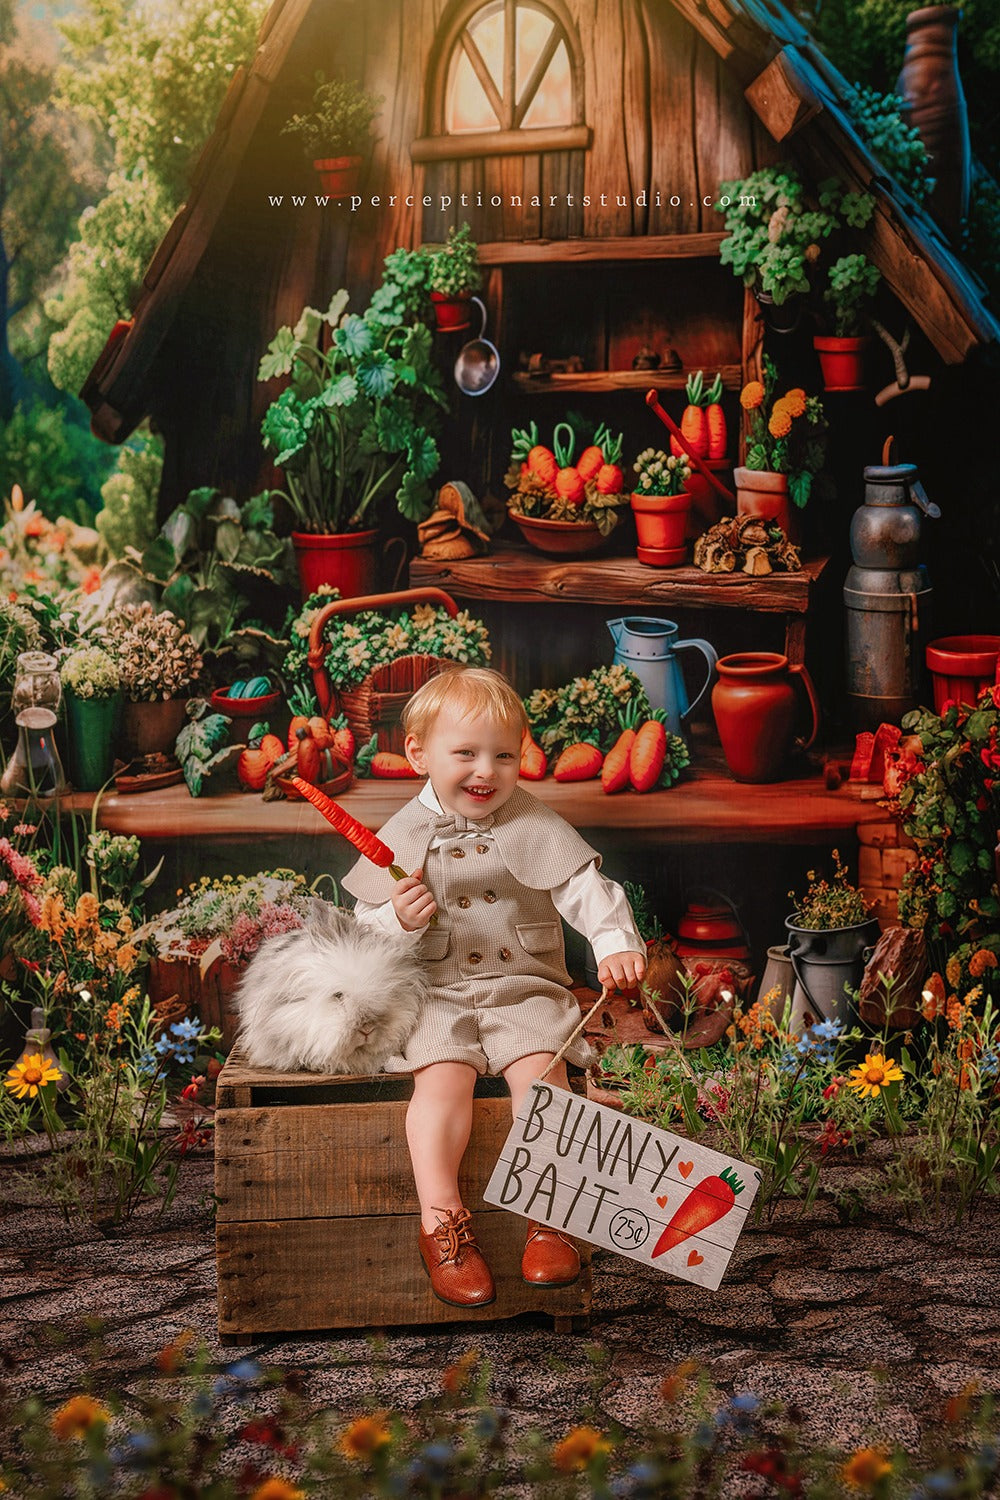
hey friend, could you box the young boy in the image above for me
[344,668,646,1308]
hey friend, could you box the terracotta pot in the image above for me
[117,698,189,762]
[712,651,820,782]
[430,290,473,332]
[291,528,379,600]
[813,335,870,392]
[683,457,732,539]
[925,634,1000,711]
[313,154,362,199]
[733,466,798,544]
[509,513,607,557]
[895,5,970,240]
[629,491,691,566]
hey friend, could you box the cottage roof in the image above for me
[81,0,1000,442]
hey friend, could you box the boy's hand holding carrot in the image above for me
[598,950,646,991]
[391,870,438,932]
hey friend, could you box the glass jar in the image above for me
[11,651,62,715]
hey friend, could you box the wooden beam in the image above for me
[744,50,822,141]
[477,231,726,263]
[410,124,592,162]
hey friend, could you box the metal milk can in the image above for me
[843,459,940,731]
[607,616,717,737]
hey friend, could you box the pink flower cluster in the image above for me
[219,903,305,965]
[0,836,43,925]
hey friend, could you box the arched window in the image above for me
[412,0,590,162]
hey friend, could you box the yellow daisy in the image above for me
[338,1413,392,1460]
[50,1394,111,1439]
[739,381,765,411]
[5,1053,62,1099]
[841,1446,892,1489]
[847,1053,903,1099]
[552,1425,613,1472]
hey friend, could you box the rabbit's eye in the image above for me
[331,990,343,1001]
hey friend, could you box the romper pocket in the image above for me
[515,921,562,956]
[420,926,452,962]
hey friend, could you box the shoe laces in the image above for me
[430,1206,475,1263]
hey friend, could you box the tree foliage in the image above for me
[46,0,267,395]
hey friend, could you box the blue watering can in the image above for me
[607,617,718,737]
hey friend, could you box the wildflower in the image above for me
[51,1394,111,1438]
[441,1347,479,1393]
[946,954,962,988]
[248,1482,304,1500]
[740,380,765,410]
[970,949,998,978]
[822,1075,848,1100]
[847,1053,903,1099]
[181,1075,205,1101]
[923,972,947,1021]
[552,1425,612,1472]
[155,1329,195,1373]
[842,1447,892,1489]
[5,1053,62,1098]
[338,1413,391,1459]
[170,1017,202,1043]
[660,1359,697,1402]
[944,1379,979,1423]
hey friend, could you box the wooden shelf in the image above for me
[411,543,827,617]
[62,757,884,849]
[477,232,726,265]
[510,365,742,394]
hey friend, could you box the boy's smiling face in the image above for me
[404,704,521,819]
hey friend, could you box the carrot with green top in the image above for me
[651,1165,744,1258]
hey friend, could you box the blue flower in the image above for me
[979,1050,999,1080]
[811,1018,845,1041]
[922,1470,959,1495]
[169,1017,201,1042]
[224,1358,262,1382]
[730,1392,760,1412]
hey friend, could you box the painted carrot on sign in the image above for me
[650,1165,744,1258]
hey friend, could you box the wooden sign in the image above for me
[483,1082,761,1290]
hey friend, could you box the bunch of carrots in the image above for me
[509,419,625,505]
[671,371,728,461]
[520,711,687,794]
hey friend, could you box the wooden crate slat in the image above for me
[217,1212,592,1334]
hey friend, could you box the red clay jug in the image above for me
[712,651,819,783]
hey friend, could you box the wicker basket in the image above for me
[307,588,460,757]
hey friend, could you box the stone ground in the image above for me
[3,1136,1000,1492]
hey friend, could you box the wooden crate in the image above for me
[215,1053,592,1342]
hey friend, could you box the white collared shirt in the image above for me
[352,781,643,965]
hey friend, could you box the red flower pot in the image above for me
[926,634,1000,711]
[734,467,798,545]
[312,155,362,199]
[430,290,473,331]
[291,528,379,601]
[813,335,870,392]
[630,491,691,566]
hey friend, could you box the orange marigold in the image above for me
[768,407,793,439]
[552,1426,612,1473]
[781,388,807,417]
[970,949,998,978]
[51,1394,111,1439]
[740,381,765,411]
[338,1414,391,1460]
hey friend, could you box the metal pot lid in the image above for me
[862,463,919,483]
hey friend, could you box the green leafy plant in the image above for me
[281,73,382,159]
[632,447,692,497]
[823,252,882,337]
[123,486,292,676]
[740,356,828,509]
[789,849,874,929]
[59,646,119,700]
[426,221,482,298]
[717,164,874,306]
[175,702,239,797]
[524,664,649,757]
[259,286,447,534]
[845,83,933,206]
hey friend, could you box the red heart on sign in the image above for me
[678,1161,694,1178]
[656,1195,668,1209]
[687,1249,704,1266]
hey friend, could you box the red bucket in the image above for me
[925,635,1000,711]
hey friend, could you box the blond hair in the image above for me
[403,667,528,743]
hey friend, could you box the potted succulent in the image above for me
[424,222,482,331]
[281,74,382,199]
[785,852,880,1024]
[735,356,827,540]
[258,285,446,600]
[111,602,204,760]
[717,164,874,331]
[60,646,121,790]
[629,449,693,566]
[813,253,882,391]
[504,419,627,555]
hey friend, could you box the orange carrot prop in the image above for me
[291,777,438,924]
[645,389,736,505]
[651,1165,744,1258]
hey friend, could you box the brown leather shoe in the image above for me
[522,1220,580,1286]
[419,1208,496,1308]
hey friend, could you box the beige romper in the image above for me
[342,787,634,1075]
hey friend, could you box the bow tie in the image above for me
[434,811,495,836]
